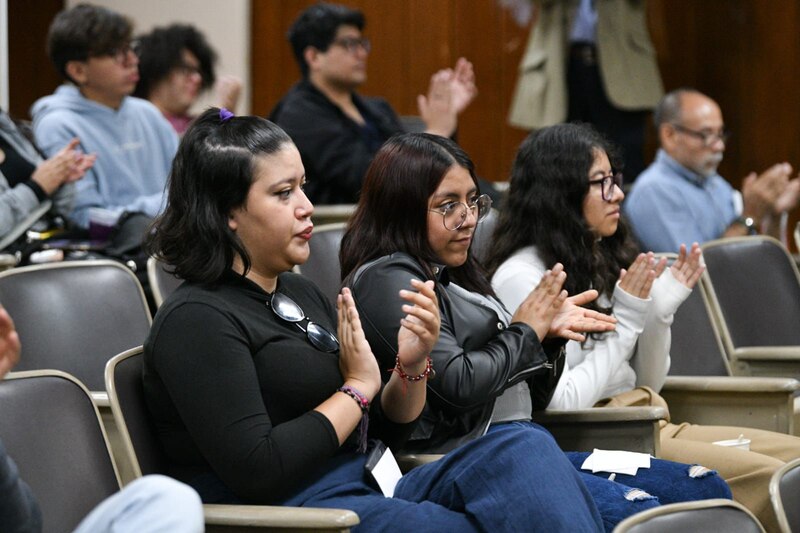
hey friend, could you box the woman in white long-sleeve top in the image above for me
[486,122,800,531]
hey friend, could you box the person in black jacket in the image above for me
[269,2,481,205]
[340,132,733,532]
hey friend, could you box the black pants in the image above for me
[567,43,649,182]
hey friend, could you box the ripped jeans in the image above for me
[487,422,732,532]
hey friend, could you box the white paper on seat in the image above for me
[372,447,403,497]
[581,449,651,476]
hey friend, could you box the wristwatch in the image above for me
[733,216,758,235]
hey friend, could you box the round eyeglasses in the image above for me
[267,292,340,353]
[429,194,493,231]
[588,172,624,202]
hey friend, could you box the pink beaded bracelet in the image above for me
[337,385,369,453]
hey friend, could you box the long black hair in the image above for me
[340,133,493,295]
[485,123,638,310]
[146,108,293,284]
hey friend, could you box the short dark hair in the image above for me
[485,123,637,312]
[653,87,703,129]
[287,2,365,77]
[146,108,293,284]
[340,133,494,295]
[47,3,133,83]
[133,24,217,100]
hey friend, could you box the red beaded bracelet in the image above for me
[390,356,435,382]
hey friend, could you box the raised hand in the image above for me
[396,279,440,370]
[337,288,381,400]
[619,252,662,299]
[773,177,800,214]
[0,306,20,379]
[741,163,792,220]
[449,57,477,115]
[214,75,243,112]
[549,289,617,342]
[670,243,705,289]
[418,69,457,138]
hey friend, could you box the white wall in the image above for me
[68,0,251,114]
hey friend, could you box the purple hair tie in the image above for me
[219,108,235,122]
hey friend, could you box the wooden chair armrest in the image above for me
[203,503,359,532]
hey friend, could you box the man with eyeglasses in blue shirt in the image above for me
[269,3,486,206]
[625,88,800,253]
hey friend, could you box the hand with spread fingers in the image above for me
[550,289,617,342]
[619,252,666,299]
[511,263,570,341]
[670,243,705,290]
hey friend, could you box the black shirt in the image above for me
[269,79,404,205]
[144,271,414,504]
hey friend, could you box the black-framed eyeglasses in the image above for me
[175,62,202,77]
[671,123,730,147]
[429,194,493,231]
[94,42,137,65]
[331,36,371,54]
[588,172,624,202]
[267,292,340,353]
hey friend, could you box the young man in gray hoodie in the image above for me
[31,4,178,230]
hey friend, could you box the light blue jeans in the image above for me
[73,475,203,533]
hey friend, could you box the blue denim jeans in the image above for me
[281,422,604,532]
[566,451,733,505]
[488,422,731,532]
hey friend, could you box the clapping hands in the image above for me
[512,263,616,343]
[31,138,95,195]
[397,279,440,370]
[418,57,477,138]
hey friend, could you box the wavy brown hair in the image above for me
[485,123,639,312]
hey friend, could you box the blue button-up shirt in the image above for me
[624,150,737,253]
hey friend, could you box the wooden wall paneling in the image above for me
[358,0,411,111]
[400,0,452,114]
[453,0,503,182]
[7,0,64,119]
[251,0,320,117]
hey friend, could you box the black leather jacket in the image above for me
[348,253,564,453]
